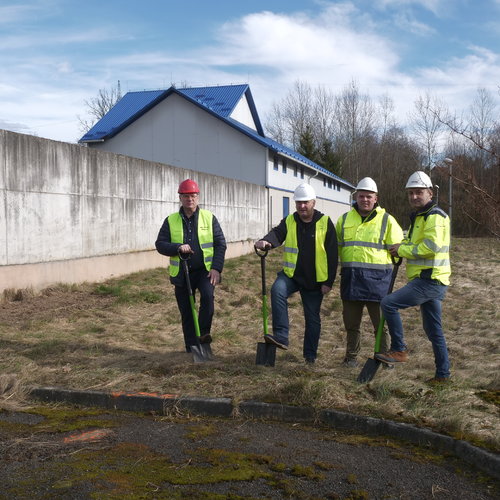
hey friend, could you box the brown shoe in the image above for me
[264,335,288,350]
[199,334,212,344]
[426,377,451,385]
[375,350,409,363]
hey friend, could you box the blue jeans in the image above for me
[381,278,450,378]
[270,271,324,360]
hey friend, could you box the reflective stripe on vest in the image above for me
[283,214,329,281]
[167,209,214,277]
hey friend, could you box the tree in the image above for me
[409,92,445,173]
[297,125,318,164]
[78,81,122,134]
[430,87,499,237]
[333,79,376,183]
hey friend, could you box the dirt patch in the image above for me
[0,287,114,325]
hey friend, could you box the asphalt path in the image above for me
[0,407,498,499]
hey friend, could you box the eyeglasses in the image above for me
[180,193,199,199]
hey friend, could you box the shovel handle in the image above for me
[374,256,403,353]
[254,245,269,335]
[254,246,269,258]
[179,253,201,339]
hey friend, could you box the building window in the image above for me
[273,157,279,171]
[337,183,341,191]
[282,160,287,173]
[300,167,304,179]
[328,179,332,188]
[294,165,298,177]
[283,197,290,217]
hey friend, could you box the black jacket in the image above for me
[261,210,338,290]
[155,206,227,286]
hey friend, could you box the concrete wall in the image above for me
[0,130,267,292]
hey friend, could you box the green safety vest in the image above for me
[336,207,403,270]
[167,209,214,277]
[398,205,451,285]
[283,214,329,282]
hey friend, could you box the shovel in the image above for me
[357,256,402,383]
[254,246,276,367]
[179,253,213,363]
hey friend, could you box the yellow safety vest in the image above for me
[398,205,451,285]
[167,209,214,277]
[336,207,403,270]
[283,214,329,282]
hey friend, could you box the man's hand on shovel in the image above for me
[255,240,271,251]
[178,244,194,254]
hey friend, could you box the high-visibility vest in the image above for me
[283,214,329,282]
[398,205,451,285]
[167,209,214,277]
[336,207,403,271]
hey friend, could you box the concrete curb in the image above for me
[29,386,500,481]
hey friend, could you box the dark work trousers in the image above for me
[174,269,215,350]
[342,300,389,359]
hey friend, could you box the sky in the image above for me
[1,0,499,144]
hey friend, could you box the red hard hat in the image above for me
[178,179,200,194]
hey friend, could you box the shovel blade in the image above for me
[201,342,214,360]
[357,357,381,383]
[190,344,208,363]
[255,342,276,367]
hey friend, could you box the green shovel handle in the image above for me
[374,256,402,353]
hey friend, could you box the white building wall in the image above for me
[92,94,266,186]
[266,155,353,227]
[230,95,257,130]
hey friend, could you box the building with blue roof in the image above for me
[80,84,354,225]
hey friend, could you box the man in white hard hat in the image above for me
[255,183,338,363]
[336,177,403,367]
[375,171,452,384]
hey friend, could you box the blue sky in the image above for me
[1,0,499,143]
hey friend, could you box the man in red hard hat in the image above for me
[156,179,226,352]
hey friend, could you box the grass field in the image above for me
[1,237,499,451]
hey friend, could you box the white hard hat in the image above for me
[293,183,316,201]
[355,177,378,193]
[405,171,432,189]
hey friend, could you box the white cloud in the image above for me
[373,0,450,16]
[393,13,436,35]
[203,6,403,87]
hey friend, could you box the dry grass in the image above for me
[1,238,499,450]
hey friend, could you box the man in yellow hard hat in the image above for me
[336,177,403,367]
[376,171,452,384]
[255,183,338,364]
[156,179,226,352]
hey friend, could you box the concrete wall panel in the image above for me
[6,190,83,264]
[0,130,267,292]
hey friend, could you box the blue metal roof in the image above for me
[80,89,168,142]
[178,84,247,118]
[78,84,352,186]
